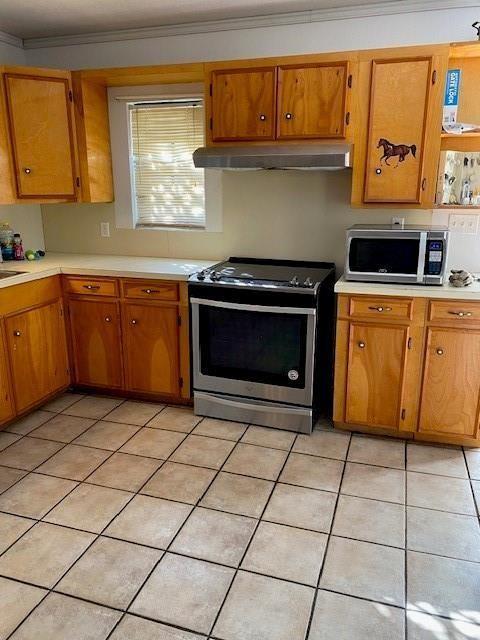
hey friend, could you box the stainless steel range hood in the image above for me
[193,144,352,170]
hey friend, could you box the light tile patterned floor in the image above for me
[0,392,479,640]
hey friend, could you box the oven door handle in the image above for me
[190,297,316,316]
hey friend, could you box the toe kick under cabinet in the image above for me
[334,294,480,446]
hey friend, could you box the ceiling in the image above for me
[0,0,402,40]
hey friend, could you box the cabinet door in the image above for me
[345,322,408,429]
[0,323,14,425]
[5,300,69,413]
[419,328,480,438]
[364,58,433,203]
[123,303,180,396]
[277,63,348,139]
[68,298,123,389]
[4,73,76,199]
[211,68,276,141]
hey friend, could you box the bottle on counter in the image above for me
[0,222,14,261]
[13,233,24,260]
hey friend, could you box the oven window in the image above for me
[349,238,420,274]
[199,306,307,388]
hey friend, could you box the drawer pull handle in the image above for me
[104,316,111,323]
[368,306,392,312]
[13,330,21,337]
[448,311,472,317]
[141,288,160,295]
[436,348,444,355]
[131,319,138,325]
[358,341,366,348]
[83,284,100,291]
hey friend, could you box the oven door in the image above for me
[191,297,316,406]
[345,230,427,283]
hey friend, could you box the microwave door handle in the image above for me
[417,232,427,283]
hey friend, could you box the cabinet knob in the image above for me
[358,341,366,348]
[23,167,32,175]
[368,306,392,313]
[285,112,293,120]
[375,168,382,175]
[436,348,444,355]
[131,319,137,325]
[141,288,160,295]
[13,330,21,337]
[104,316,111,322]
[83,284,100,291]
[259,114,267,121]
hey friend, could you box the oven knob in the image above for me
[303,277,314,288]
[290,276,299,287]
[210,270,218,281]
[197,270,206,281]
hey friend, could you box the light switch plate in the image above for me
[100,222,110,238]
[449,213,479,234]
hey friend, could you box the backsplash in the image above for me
[0,205,45,256]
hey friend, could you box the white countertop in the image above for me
[0,253,216,288]
[335,275,480,300]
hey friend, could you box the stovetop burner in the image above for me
[189,257,335,292]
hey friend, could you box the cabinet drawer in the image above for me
[64,277,118,297]
[428,300,480,326]
[122,280,179,302]
[348,296,413,321]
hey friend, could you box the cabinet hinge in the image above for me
[407,337,412,350]
[347,74,352,89]
[179,376,184,388]
[76,177,80,188]
[432,69,437,85]
[209,83,212,97]
[345,111,350,126]
[177,316,182,327]
[401,408,406,420]
[68,90,73,102]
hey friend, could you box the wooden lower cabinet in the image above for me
[344,322,408,429]
[418,327,480,439]
[5,299,69,413]
[68,298,123,389]
[335,293,480,445]
[0,324,14,423]
[123,303,180,396]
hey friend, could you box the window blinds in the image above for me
[129,100,205,228]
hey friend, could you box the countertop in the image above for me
[335,275,480,300]
[0,253,216,288]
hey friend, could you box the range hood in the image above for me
[193,144,352,170]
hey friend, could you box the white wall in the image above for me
[28,6,480,271]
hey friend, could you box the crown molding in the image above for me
[0,30,23,49]
[21,0,480,50]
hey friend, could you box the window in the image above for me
[109,84,221,232]
[129,99,205,229]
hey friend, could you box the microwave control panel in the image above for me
[425,240,444,276]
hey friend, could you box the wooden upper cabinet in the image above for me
[419,328,480,439]
[345,322,408,429]
[277,63,348,139]
[123,303,180,396]
[5,300,69,413]
[4,73,77,199]
[68,298,123,389]
[364,57,434,204]
[211,68,276,141]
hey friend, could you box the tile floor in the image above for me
[0,392,479,639]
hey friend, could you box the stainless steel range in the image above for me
[189,257,335,434]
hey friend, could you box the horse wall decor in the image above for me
[377,138,417,166]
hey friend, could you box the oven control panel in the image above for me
[425,239,444,276]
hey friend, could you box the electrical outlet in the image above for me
[100,222,110,238]
[449,214,479,235]
[391,217,405,228]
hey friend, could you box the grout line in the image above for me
[303,430,351,640]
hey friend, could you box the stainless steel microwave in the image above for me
[345,225,449,285]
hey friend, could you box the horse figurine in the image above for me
[377,138,417,166]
